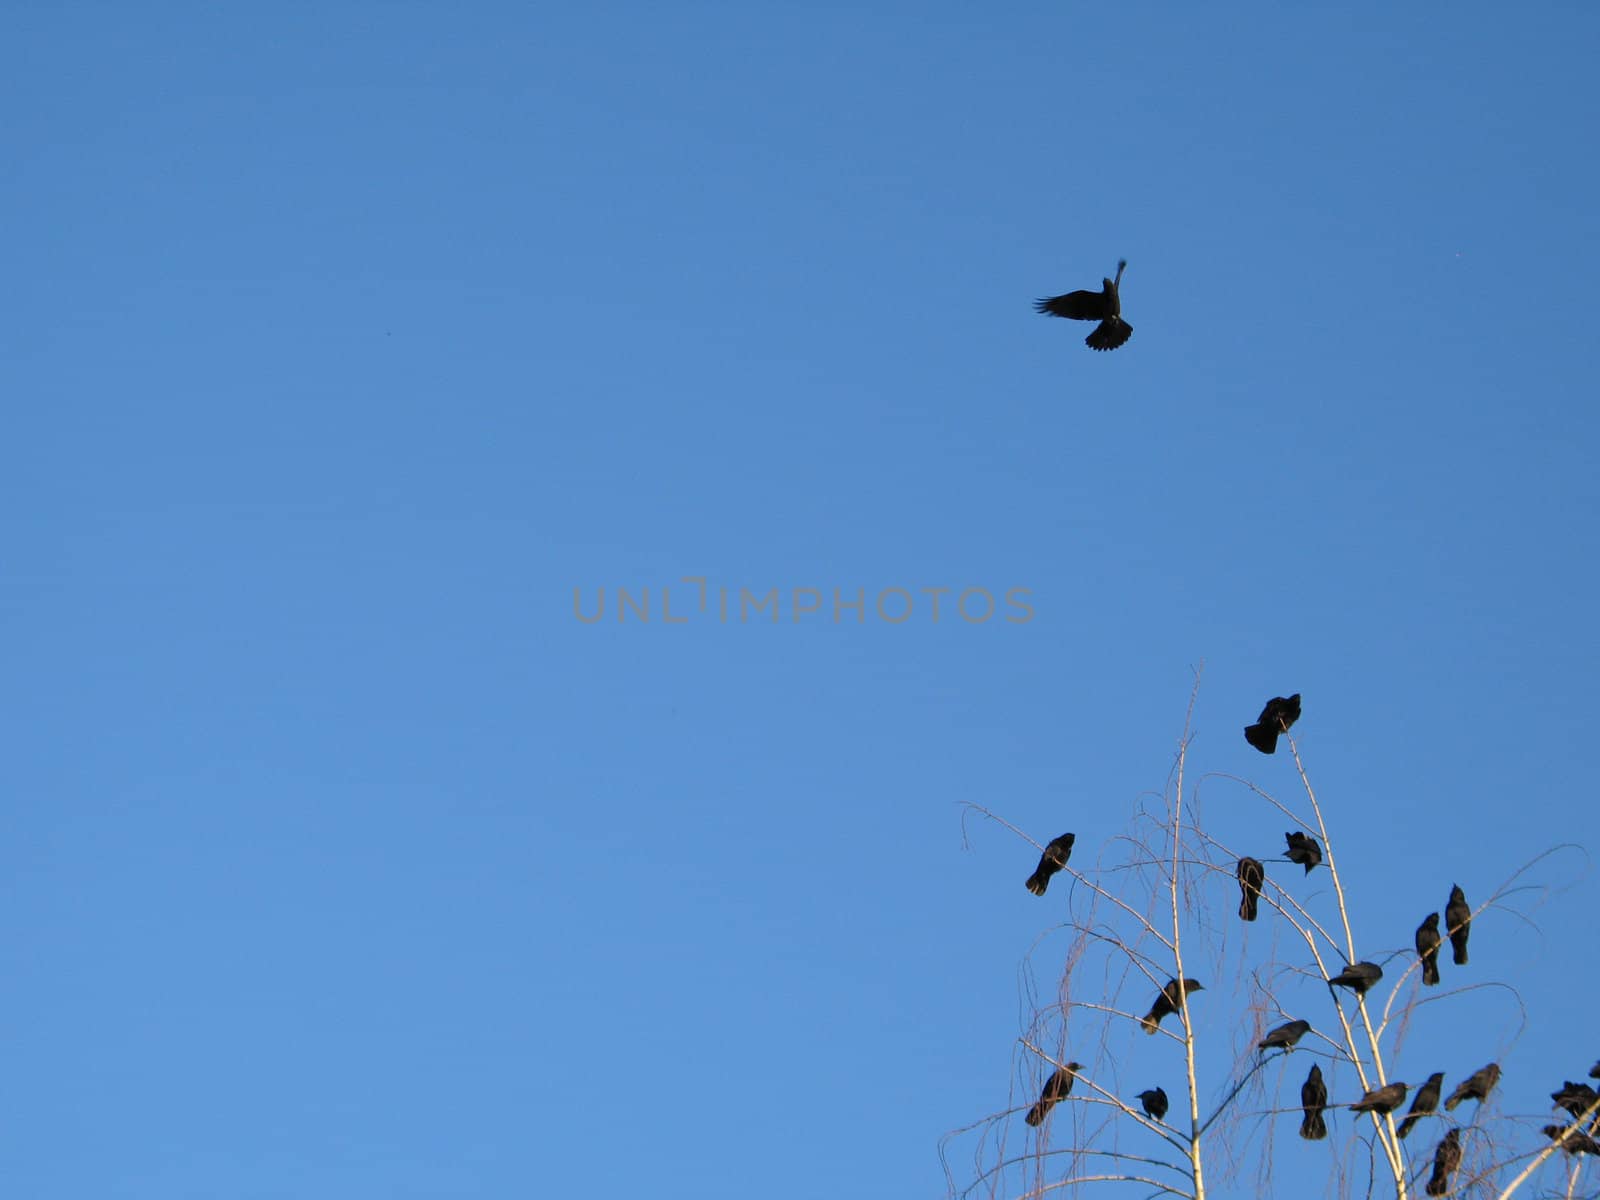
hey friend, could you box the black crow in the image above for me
[1237,856,1265,921]
[1415,912,1442,986]
[1300,1064,1328,1140]
[1444,1063,1500,1110]
[1258,1019,1311,1052]
[1025,833,1076,896]
[1141,978,1204,1035]
[1546,1124,1600,1155]
[1034,260,1132,352]
[1398,1072,1444,1139]
[1284,831,1323,874]
[1551,1081,1598,1119]
[1350,1081,1408,1115]
[1327,962,1383,995]
[1026,1062,1084,1126]
[1244,694,1301,754]
[1426,1129,1462,1196]
[1445,885,1472,965]
[1136,1087,1169,1122]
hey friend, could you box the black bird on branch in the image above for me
[1258,1019,1311,1052]
[1244,694,1301,754]
[1551,1081,1598,1120]
[1445,1062,1500,1110]
[1426,1129,1462,1197]
[1349,1081,1408,1116]
[1236,856,1265,921]
[1141,978,1204,1035]
[1025,833,1076,896]
[1300,1064,1328,1140]
[1136,1087,1169,1122]
[1284,831,1323,874]
[1025,1061,1084,1127]
[1398,1072,1445,1139]
[1415,912,1442,986]
[1445,884,1472,965]
[1033,260,1133,351]
[1327,961,1383,995]
[1546,1124,1600,1155]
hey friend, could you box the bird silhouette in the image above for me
[1244,694,1301,754]
[1426,1129,1462,1196]
[1025,833,1076,896]
[1257,1019,1311,1052]
[1445,1063,1500,1110]
[1398,1072,1445,1139]
[1284,831,1323,874]
[1236,857,1265,921]
[1350,1081,1408,1115]
[1327,962,1383,995]
[1551,1081,1598,1119]
[1445,885,1472,965]
[1136,1087,1169,1122]
[1141,978,1204,1034]
[1026,1062,1084,1126]
[1545,1124,1600,1155]
[1034,260,1133,351]
[1415,912,1442,986]
[1300,1064,1328,1140]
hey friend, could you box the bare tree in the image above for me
[943,673,1592,1200]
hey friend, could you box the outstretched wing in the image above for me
[1086,316,1133,351]
[1034,289,1108,321]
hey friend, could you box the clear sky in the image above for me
[5,4,1599,1198]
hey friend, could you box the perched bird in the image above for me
[1551,1081,1598,1119]
[1244,694,1301,754]
[1327,961,1383,995]
[1136,1087,1169,1122]
[1398,1072,1445,1139]
[1350,1081,1408,1116]
[1034,260,1133,352]
[1426,1129,1462,1197]
[1026,1062,1084,1126]
[1025,833,1076,896]
[1300,1064,1329,1140]
[1284,831,1323,874]
[1545,1124,1600,1155]
[1445,885,1472,965]
[1236,856,1265,921]
[1415,912,1442,986]
[1445,1063,1500,1110]
[1258,1019,1312,1052]
[1141,978,1205,1035]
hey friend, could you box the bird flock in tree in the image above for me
[1012,685,1600,1195]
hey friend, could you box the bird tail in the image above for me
[1025,1103,1047,1127]
[1422,958,1440,986]
[1300,1112,1327,1140]
[1443,1095,1461,1112]
[1452,943,1468,966]
[1085,316,1132,351]
[1244,723,1279,754]
[1426,1170,1449,1197]
[1025,871,1049,896]
[1239,891,1258,921]
[1398,1114,1421,1139]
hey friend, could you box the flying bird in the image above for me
[1445,885,1472,965]
[1025,833,1076,896]
[1445,1063,1500,1110]
[1236,856,1265,921]
[1258,1018,1312,1052]
[1244,694,1301,754]
[1034,260,1133,351]
[1551,1081,1598,1119]
[1350,1081,1408,1116]
[1398,1072,1445,1139]
[1136,1087,1169,1122]
[1284,831,1323,874]
[1545,1124,1600,1155]
[1026,1062,1084,1127]
[1415,912,1442,986]
[1327,961,1383,995]
[1300,1064,1328,1140]
[1141,978,1204,1035]
[1426,1129,1462,1197]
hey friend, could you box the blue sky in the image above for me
[5,4,1599,1197]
